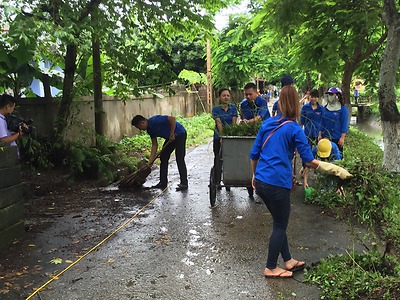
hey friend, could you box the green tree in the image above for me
[156,35,208,78]
[2,0,237,139]
[212,13,281,91]
[252,0,387,104]
[0,12,47,96]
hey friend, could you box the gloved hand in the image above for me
[316,161,353,179]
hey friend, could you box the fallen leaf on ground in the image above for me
[50,258,63,264]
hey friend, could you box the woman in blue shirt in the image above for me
[300,89,324,147]
[212,88,238,160]
[318,87,349,155]
[250,85,328,278]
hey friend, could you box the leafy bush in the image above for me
[306,127,387,226]
[304,126,400,299]
[221,121,261,136]
[305,249,400,300]
[177,113,214,146]
[18,137,54,170]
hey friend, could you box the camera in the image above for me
[5,114,36,137]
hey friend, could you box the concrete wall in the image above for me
[0,145,24,250]
[15,90,199,143]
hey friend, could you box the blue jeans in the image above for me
[255,179,292,269]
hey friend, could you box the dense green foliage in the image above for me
[176,114,214,145]
[221,121,261,136]
[0,0,239,96]
[211,0,386,102]
[307,128,388,225]
[305,248,400,300]
[304,127,400,299]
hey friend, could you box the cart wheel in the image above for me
[247,186,254,199]
[209,167,217,207]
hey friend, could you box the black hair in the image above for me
[244,82,257,90]
[131,115,146,126]
[218,88,230,96]
[0,94,16,109]
[310,89,319,98]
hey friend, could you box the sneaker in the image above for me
[151,182,167,189]
[176,184,188,191]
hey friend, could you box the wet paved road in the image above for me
[38,142,366,300]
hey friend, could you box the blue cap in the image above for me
[281,75,294,86]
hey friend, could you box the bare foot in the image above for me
[263,267,293,278]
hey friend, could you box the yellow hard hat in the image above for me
[317,139,332,158]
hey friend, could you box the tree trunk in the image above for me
[305,70,312,91]
[93,29,104,137]
[55,44,77,137]
[340,60,358,124]
[379,0,400,172]
[341,31,387,106]
[42,73,52,100]
[341,61,357,106]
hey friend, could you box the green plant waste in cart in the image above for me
[209,122,261,207]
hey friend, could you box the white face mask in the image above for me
[327,95,337,103]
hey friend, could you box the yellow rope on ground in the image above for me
[26,145,209,300]
[25,187,167,300]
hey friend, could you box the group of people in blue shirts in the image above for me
[211,76,352,279]
[212,78,349,165]
[301,86,349,155]
[131,76,352,280]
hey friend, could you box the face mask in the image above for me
[327,95,337,103]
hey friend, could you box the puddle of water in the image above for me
[352,116,383,150]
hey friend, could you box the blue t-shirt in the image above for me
[312,141,342,161]
[240,96,270,120]
[147,115,186,139]
[320,106,349,140]
[212,104,238,139]
[249,116,314,190]
[272,100,281,116]
[300,103,324,138]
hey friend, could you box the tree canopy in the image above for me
[1,0,238,136]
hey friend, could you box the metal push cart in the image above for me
[209,136,256,207]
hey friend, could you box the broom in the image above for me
[118,140,171,188]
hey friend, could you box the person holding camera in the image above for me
[0,94,25,147]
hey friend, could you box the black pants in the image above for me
[255,179,292,269]
[213,138,221,167]
[159,132,188,186]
